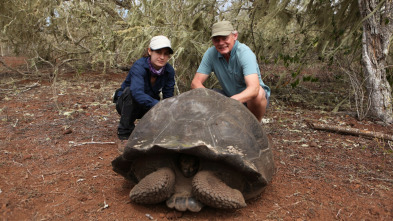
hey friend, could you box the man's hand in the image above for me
[191,73,209,89]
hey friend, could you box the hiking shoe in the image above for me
[117,133,130,140]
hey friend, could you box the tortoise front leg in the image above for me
[192,170,246,209]
[129,167,175,204]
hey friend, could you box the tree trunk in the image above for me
[358,0,393,124]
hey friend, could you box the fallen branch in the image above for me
[69,141,116,146]
[308,122,393,141]
[0,56,32,76]
[366,177,393,184]
[0,82,40,94]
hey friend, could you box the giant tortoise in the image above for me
[112,88,275,212]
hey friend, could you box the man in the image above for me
[191,21,270,122]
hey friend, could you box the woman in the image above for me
[114,35,175,140]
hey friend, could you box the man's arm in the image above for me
[191,72,209,89]
[230,73,260,103]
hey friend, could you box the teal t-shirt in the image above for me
[197,41,270,98]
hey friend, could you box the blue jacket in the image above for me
[119,57,175,109]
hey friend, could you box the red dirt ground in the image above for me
[1,58,392,220]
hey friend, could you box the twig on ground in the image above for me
[367,177,393,183]
[69,141,116,146]
[97,191,109,211]
[13,119,19,127]
[307,122,393,141]
[0,82,40,94]
[19,82,40,93]
[388,141,393,151]
[97,201,109,211]
[12,160,23,166]
[336,208,341,218]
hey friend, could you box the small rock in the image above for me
[166,211,183,219]
[310,142,318,147]
[78,196,88,202]
[23,154,32,160]
[93,84,101,89]
[369,207,380,216]
[145,214,153,220]
[307,208,316,218]
[63,128,73,135]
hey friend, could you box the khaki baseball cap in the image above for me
[211,21,234,37]
[149,35,173,54]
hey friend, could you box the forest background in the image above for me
[1,1,393,220]
[1,0,392,122]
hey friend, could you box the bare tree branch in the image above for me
[0,56,31,76]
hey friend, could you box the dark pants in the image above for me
[115,87,149,137]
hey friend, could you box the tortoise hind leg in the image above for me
[192,170,246,209]
[129,167,175,204]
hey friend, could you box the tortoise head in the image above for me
[178,154,199,178]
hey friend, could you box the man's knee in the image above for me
[246,87,268,121]
[249,86,266,106]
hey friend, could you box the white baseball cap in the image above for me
[149,35,173,54]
